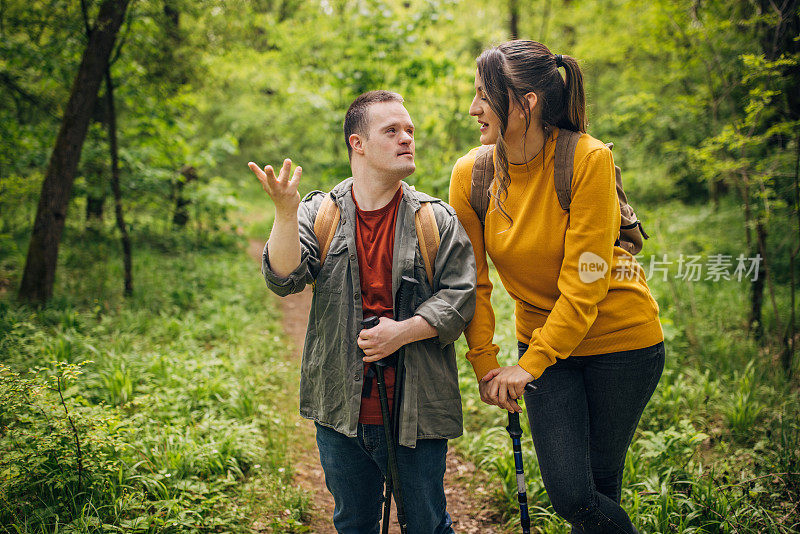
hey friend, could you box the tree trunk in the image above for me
[85,192,105,222]
[508,0,519,39]
[172,165,198,227]
[785,134,800,374]
[540,0,552,43]
[105,67,132,297]
[751,258,765,339]
[17,0,130,304]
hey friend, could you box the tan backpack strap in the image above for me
[415,202,440,287]
[470,144,495,226]
[553,129,581,211]
[313,194,340,266]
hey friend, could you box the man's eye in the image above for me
[387,128,395,133]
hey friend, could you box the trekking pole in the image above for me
[380,276,418,534]
[506,382,538,534]
[361,316,408,534]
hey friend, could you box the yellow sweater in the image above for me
[449,129,664,381]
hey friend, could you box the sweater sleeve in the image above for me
[519,146,620,379]
[448,153,501,381]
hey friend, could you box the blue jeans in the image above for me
[519,341,665,534]
[315,422,454,534]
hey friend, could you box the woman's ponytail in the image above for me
[558,54,586,133]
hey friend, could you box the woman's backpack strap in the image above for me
[313,194,340,266]
[469,144,495,226]
[553,129,581,211]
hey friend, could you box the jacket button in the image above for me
[354,293,360,301]
[350,253,356,260]
[354,373,361,382]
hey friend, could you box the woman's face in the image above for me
[469,70,501,145]
[469,70,528,146]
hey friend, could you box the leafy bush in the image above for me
[0,238,309,533]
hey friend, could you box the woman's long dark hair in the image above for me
[476,40,586,225]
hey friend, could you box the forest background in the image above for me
[1,0,799,532]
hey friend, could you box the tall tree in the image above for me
[104,66,132,297]
[509,0,519,39]
[18,0,130,304]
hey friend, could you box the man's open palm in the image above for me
[248,158,302,216]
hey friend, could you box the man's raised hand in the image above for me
[248,159,302,217]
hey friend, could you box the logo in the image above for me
[579,252,608,283]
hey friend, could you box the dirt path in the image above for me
[248,239,502,533]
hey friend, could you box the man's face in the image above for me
[359,101,416,178]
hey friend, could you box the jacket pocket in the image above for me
[315,236,348,294]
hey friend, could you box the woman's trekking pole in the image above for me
[506,382,538,534]
[362,316,408,534]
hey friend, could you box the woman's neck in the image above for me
[505,123,547,165]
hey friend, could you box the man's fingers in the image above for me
[264,165,279,190]
[277,158,292,183]
[362,352,387,362]
[248,161,266,180]
[289,166,302,189]
[248,162,271,192]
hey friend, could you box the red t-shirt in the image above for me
[353,187,403,425]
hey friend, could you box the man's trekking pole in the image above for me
[361,315,408,534]
[379,275,418,534]
[506,382,538,534]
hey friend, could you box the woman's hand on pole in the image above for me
[480,365,534,413]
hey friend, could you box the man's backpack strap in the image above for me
[553,129,582,211]
[415,202,439,288]
[313,194,340,266]
[313,191,438,287]
[469,144,495,226]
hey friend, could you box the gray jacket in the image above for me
[262,178,476,447]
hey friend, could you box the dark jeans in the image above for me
[315,422,454,534]
[518,341,665,534]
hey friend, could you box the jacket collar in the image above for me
[330,177,421,211]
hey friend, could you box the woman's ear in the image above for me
[524,91,539,115]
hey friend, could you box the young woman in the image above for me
[449,40,665,533]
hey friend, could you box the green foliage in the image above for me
[0,234,309,533]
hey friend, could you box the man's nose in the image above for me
[399,131,413,143]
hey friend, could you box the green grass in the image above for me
[451,199,800,533]
[0,223,310,533]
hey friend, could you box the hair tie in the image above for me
[555,54,564,67]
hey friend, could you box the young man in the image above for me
[248,90,476,534]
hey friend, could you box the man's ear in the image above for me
[349,133,364,155]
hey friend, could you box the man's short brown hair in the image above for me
[343,90,404,159]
